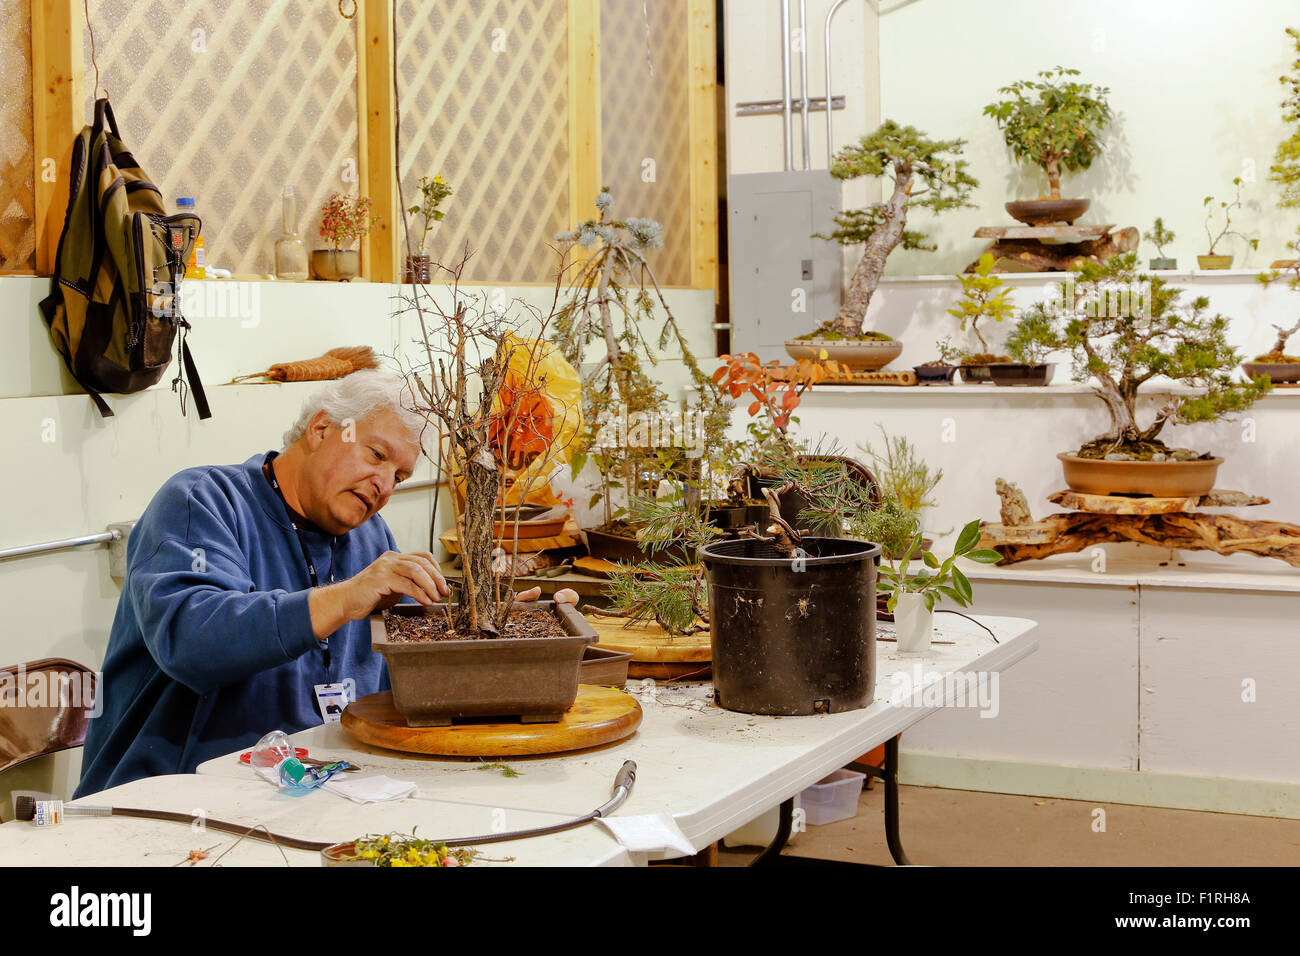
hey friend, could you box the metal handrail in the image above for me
[0,530,122,563]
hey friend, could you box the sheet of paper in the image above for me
[598,813,697,857]
[322,774,418,804]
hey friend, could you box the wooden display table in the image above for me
[340,686,642,757]
[967,223,1138,273]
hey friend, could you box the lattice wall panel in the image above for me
[0,0,35,274]
[600,0,690,287]
[396,0,569,283]
[83,0,359,275]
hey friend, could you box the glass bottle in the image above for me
[274,185,309,280]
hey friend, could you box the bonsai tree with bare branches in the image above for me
[813,121,977,339]
[1255,232,1300,364]
[1023,254,1269,460]
[396,257,579,636]
[553,190,728,530]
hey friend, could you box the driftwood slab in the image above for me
[967,225,1139,273]
[973,224,1116,240]
[984,478,1299,567]
[1046,488,1271,515]
[980,513,1300,568]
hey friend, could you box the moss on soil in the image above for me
[794,330,895,342]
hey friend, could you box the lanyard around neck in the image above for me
[262,451,328,589]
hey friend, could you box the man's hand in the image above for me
[309,551,450,639]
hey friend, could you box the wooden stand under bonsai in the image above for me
[980,479,1300,567]
[967,224,1138,273]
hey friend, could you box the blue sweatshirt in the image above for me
[75,453,396,797]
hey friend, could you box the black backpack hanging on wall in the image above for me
[39,98,211,419]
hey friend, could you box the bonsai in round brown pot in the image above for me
[1026,255,1269,496]
[984,67,1111,226]
[796,121,976,359]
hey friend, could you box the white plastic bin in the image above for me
[799,769,866,826]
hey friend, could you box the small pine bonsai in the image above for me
[984,67,1111,200]
[1004,310,1061,365]
[814,121,977,339]
[1144,218,1176,260]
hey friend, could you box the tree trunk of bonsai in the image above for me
[1092,375,1142,446]
[457,444,500,635]
[830,162,912,337]
[1045,155,1062,199]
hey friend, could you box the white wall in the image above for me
[724,0,1300,277]
[879,0,1300,275]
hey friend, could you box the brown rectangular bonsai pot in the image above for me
[371,601,597,727]
[579,645,633,686]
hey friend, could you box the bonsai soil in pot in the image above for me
[784,331,903,371]
[989,362,1055,387]
[1057,450,1223,497]
[372,601,596,727]
[958,354,1012,384]
[700,536,882,716]
[1242,355,1300,384]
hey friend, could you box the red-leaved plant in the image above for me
[713,352,844,456]
[319,193,381,250]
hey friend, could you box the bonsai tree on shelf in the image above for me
[1003,310,1061,366]
[553,190,727,534]
[1201,177,1259,264]
[948,251,1015,363]
[983,66,1111,202]
[319,193,380,251]
[810,121,977,340]
[1270,27,1300,210]
[1024,254,1269,460]
[1255,241,1300,364]
[1144,217,1177,269]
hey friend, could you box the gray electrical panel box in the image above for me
[727,170,843,362]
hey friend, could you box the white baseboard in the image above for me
[899,752,1300,820]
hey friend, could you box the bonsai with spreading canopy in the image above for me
[1019,254,1269,459]
[813,121,977,339]
[984,66,1111,201]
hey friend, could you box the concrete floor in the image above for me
[718,781,1300,866]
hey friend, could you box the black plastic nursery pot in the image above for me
[700,536,882,716]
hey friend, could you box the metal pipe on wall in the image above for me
[825,0,850,164]
[780,0,793,171]
[799,0,811,170]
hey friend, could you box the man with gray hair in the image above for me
[77,369,513,795]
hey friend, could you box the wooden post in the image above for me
[355,0,399,283]
[567,0,601,234]
[31,0,83,277]
[687,0,718,297]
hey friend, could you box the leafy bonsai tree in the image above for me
[1270,27,1300,209]
[948,251,1015,361]
[984,66,1111,200]
[813,121,977,339]
[1024,254,1269,459]
[554,190,727,531]
[1203,177,1260,257]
